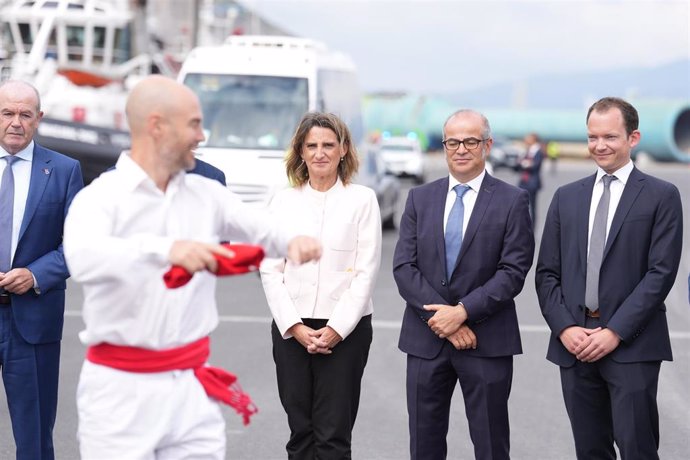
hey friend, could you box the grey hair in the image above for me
[443,109,491,139]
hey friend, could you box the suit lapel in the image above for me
[577,174,596,271]
[19,145,52,242]
[434,178,449,273]
[604,167,644,259]
[456,174,495,266]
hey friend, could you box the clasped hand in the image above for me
[424,304,477,350]
[0,268,35,295]
[289,323,342,355]
[559,326,620,362]
[424,303,468,338]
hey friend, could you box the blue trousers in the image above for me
[0,305,60,460]
[407,342,513,460]
[560,316,661,460]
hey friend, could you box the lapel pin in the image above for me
[43,168,50,175]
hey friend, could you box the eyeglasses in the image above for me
[442,138,488,151]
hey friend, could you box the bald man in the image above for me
[63,76,321,459]
[0,80,83,459]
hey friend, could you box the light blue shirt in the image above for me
[443,169,486,234]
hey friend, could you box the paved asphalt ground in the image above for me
[1,156,689,459]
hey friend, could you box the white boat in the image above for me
[0,0,182,180]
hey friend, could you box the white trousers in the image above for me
[77,360,226,460]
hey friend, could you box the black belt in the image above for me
[0,294,10,305]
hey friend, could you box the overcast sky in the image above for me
[245,0,690,94]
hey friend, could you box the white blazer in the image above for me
[260,179,382,340]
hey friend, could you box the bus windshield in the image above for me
[183,73,309,150]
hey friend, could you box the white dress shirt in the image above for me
[1,141,34,265]
[587,160,633,252]
[443,169,486,234]
[260,179,382,340]
[64,152,293,349]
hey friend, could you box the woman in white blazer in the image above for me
[260,112,382,459]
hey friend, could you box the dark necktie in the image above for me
[585,175,616,312]
[445,184,470,276]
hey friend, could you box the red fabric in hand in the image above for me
[164,243,265,288]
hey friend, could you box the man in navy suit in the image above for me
[516,132,543,228]
[535,97,683,459]
[0,80,83,459]
[189,157,226,185]
[109,157,226,186]
[393,110,534,459]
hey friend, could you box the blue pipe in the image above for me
[364,96,690,163]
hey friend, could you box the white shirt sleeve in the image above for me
[217,187,293,258]
[259,191,304,338]
[64,184,174,285]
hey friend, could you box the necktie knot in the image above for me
[4,155,20,166]
[454,184,470,198]
[602,175,616,188]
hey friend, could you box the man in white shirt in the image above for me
[63,75,321,459]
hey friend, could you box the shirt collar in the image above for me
[114,151,150,191]
[0,140,34,162]
[114,152,189,195]
[595,159,633,186]
[448,169,486,194]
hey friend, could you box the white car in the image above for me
[379,137,425,184]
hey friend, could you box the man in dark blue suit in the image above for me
[108,156,226,186]
[393,110,534,460]
[536,97,683,459]
[516,132,543,228]
[189,157,226,185]
[0,80,83,459]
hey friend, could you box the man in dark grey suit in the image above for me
[393,110,534,459]
[536,97,683,459]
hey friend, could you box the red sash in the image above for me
[86,336,257,425]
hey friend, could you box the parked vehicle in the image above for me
[489,136,522,170]
[357,147,401,229]
[379,136,425,184]
[178,36,363,205]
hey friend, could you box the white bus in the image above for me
[178,35,364,206]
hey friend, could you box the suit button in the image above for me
[441,280,446,286]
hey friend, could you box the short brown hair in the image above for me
[586,97,639,135]
[285,112,359,186]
